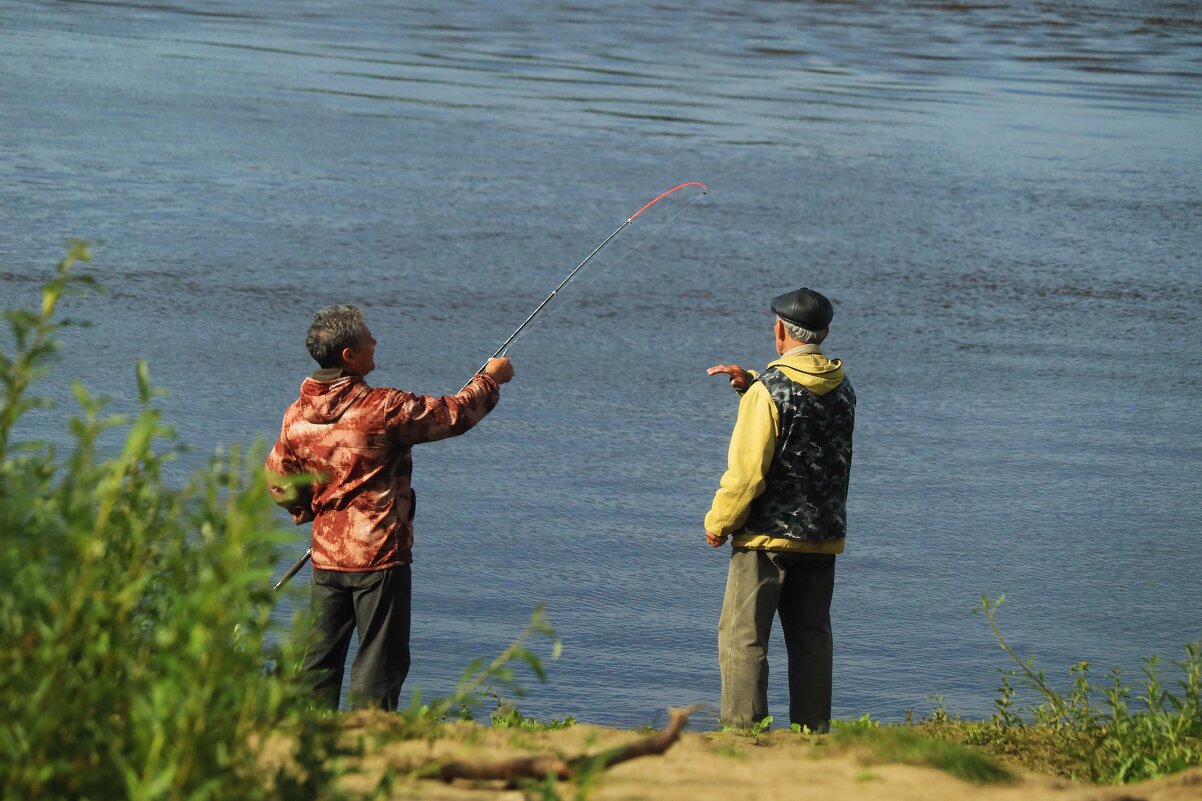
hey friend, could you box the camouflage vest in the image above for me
[741,367,856,543]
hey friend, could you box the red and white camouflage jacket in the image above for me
[266,370,499,571]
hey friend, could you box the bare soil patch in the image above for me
[261,713,1202,800]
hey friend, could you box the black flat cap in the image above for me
[771,287,833,330]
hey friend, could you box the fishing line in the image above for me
[468,182,708,377]
[503,187,709,352]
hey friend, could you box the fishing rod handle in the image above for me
[274,548,312,591]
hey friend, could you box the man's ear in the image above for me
[340,345,356,367]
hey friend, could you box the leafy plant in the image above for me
[928,694,951,724]
[974,594,1202,783]
[490,700,576,732]
[832,713,879,730]
[0,248,327,800]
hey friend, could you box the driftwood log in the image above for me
[435,706,697,789]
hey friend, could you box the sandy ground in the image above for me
[285,714,1202,801]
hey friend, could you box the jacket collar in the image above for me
[781,344,823,358]
[311,367,345,382]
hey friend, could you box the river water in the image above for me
[2,0,1200,727]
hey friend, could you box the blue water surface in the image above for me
[2,0,1200,727]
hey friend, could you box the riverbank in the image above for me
[256,712,1202,800]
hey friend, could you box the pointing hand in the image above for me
[707,364,750,392]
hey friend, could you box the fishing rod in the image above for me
[275,549,310,591]
[464,181,708,388]
[274,181,708,591]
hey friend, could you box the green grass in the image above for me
[831,726,1015,785]
[965,594,1202,784]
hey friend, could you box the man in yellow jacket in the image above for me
[705,287,856,733]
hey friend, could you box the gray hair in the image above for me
[306,304,364,368]
[779,316,828,345]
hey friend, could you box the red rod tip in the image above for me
[628,181,708,221]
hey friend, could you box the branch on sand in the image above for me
[434,705,698,789]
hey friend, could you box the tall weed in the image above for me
[976,594,1201,783]
[0,247,316,800]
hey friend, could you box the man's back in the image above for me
[745,364,855,544]
[268,370,498,571]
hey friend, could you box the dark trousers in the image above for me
[304,565,411,711]
[718,549,835,731]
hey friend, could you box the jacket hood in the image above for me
[299,375,369,424]
[767,350,846,396]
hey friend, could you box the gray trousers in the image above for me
[718,549,835,731]
[304,565,411,711]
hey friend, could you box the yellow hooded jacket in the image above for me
[704,345,847,554]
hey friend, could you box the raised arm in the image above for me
[387,357,513,446]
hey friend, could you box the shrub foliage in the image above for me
[0,245,310,800]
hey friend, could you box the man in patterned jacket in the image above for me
[266,304,512,710]
[704,287,855,733]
